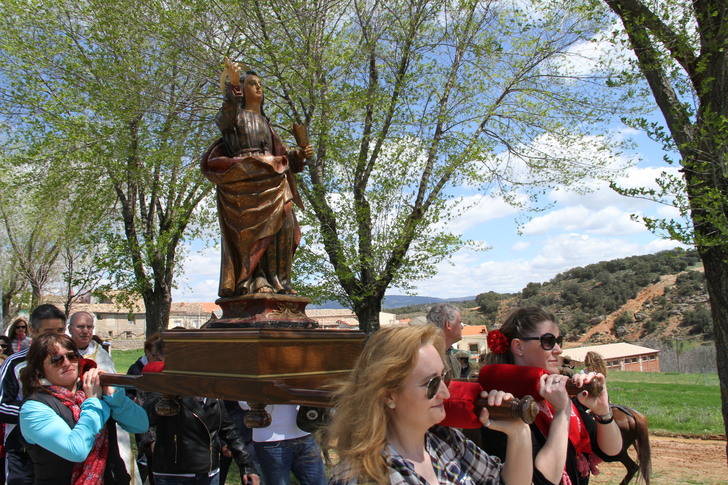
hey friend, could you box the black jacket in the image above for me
[23,392,130,485]
[144,394,255,476]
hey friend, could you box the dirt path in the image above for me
[579,274,678,343]
[590,435,726,484]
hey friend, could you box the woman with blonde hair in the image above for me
[327,324,532,485]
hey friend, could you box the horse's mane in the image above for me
[584,351,607,376]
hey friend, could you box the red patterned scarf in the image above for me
[46,385,109,485]
[534,400,600,484]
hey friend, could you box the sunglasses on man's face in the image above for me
[49,351,80,367]
[519,333,563,351]
[424,370,450,400]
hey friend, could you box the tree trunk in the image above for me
[30,282,42,310]
[2,291,12,327]
[143,284,171,337]
[697,247,728,446]
[353,291,384,334]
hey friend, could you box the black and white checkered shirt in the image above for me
[329,425,504,484]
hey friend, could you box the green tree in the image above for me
[475,291,501,319]
[588,0,728,438]
[0,0,222,334]
[221,0,626,332]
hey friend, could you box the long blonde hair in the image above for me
[327,325,444,484]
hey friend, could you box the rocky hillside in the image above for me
[486,248,712,343]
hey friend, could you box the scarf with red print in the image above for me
[45,385,109,485]
[534,399,601,484]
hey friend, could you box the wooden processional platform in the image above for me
[102,294,367,407]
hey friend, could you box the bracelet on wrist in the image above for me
[592,410,614,424]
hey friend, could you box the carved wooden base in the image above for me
[209,293,318,328]
[102,327,367,406]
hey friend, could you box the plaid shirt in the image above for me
[329,425,504,484]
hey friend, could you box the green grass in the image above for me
[111,349,144,373]
[608,370,719,386]
[607,370,722,436]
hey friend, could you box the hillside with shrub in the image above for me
[483,248,712,343]
[392,248,711,344]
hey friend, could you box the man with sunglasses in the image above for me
[0,304,66,485]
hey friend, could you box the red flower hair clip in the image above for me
[487,329,510,354]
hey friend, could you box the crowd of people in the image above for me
[0,302,622,485]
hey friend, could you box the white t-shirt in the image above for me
[239,403,309,442]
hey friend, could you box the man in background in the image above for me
[68,311,114,372]
[426,303,463,377]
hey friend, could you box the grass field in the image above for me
[111,348,144,373]
[606,370,722,436]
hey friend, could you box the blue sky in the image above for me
[172,12,688,304]
[173,122,685,303]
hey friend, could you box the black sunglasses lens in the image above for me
[50,352,79,366]
[426,377,441,399]
[540,334,556,350]
[539,334,563,350]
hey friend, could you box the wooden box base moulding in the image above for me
[102,327,366,405]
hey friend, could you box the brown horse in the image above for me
[583,352,652,485]
[606,404,652,485]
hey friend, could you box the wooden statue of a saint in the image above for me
[201,60,313,297]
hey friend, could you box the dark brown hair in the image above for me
[8,318,28,341]
[485,306,557,365]
[144,333,164,360]
[20,333,80,396]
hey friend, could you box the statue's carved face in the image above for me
[243,75,263,107]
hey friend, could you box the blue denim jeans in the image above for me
[254,434,325,485]
[153,472,220,485]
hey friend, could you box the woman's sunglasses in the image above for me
[15,326,27,330]
[49,351,80,367]
[519,333,563,351]
[424,370,450,399]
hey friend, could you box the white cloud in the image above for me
[448,194,521,235]
[411,233,687,297]
[656,205,682,219]
[173,246,221,302]
[555,26,635,77]
[512,241,530,251]
[522,205,644,236]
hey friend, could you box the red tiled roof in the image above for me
[462,325,488,336]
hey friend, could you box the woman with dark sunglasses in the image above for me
[481,307,622,485]
[18,333,148,484]
[8,317,32,354]
[327,324,532,485]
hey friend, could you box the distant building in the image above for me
[562,343,660,372]
[308,309,396,329]
[455,325,489,355]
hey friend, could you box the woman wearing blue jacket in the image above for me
[19,333,148,485]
